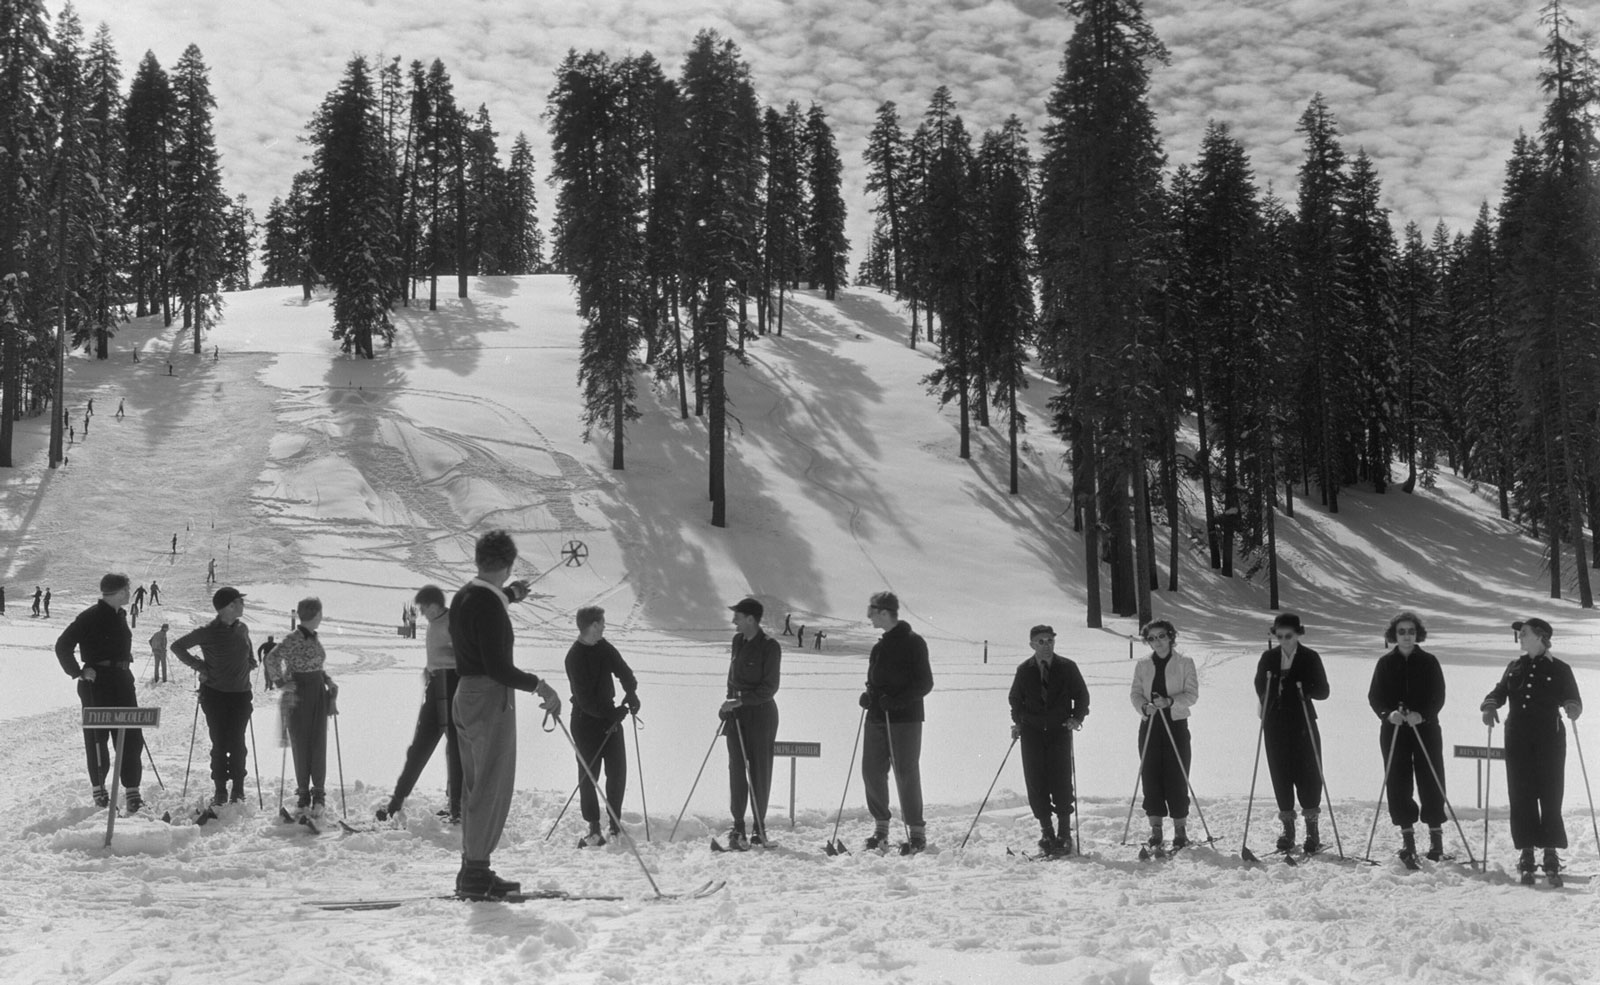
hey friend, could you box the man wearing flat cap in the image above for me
[720,597,781,849]
[1482,617,1584,882]
[1009,624,1090,856]
[172,587,258,806]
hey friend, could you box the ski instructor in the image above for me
[171,587,256,806]
[55,573,146,812]
[720,597,781,850]
[449,529,560,900]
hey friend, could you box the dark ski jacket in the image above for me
[1367,646,1445,724]
[725,630,781,707]
[55,600,133,677]
[866,621,933,724]
[1009,654,1090,732]
[1254,645,1329,721]
[1482,653,1582,728]
[566,638,639,721]
[449,579,544,692]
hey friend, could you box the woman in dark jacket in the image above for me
[1366,611,1447,863]
[1253,612,1330,852]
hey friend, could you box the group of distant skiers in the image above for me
[48,530,1587,899]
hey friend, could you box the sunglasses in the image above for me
[1395,628,1418,636]
[1144,632,1169,642]
[1274,632,1298,641]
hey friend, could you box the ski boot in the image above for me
[1425,827,1445,862]
[1398,828,1419,869]
[1544,849,1563,889]
[1519,848,1537,887]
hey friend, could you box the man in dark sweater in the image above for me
[450,530,560,900]
[1009,624,1090,856]
[564,606,640,847]
[721,598,781,849]
[55,573,145,811]
[859,590,934,853]
[172,587,257,805]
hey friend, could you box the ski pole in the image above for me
[632,713,651,842]
[277,742,288,816]
[549,710,665,898]
[1071,728,1082,854]
[1120,709,1156,845]
[825,708,867,855]
[1156,706,1214,844]
[181,688,201,801]
[544,723,616,842]
[332,704,347,819]
[1296,682,1344,858]
[1406,716,1478,869]
[143,744,165,791]
[1363,719,1401,862]
[1482,720,1493,866]
[668,720,726,842]
[958,735,1017,850]
[1240,674,1271,861]
[734,717,768,845]
[248,712,263,808]
[1565,711,1600,855]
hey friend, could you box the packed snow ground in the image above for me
[2,277,1599,984]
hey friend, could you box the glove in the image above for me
[1067,717,1083,731]
[1481,707,1499,727]
[1142,702,1156,718]
[1009,723,1021,740]
[719,699,740,720]
[1404,711,1424,727]
[1387,710,1404,725]
[1564,700,1582,721]
[326,691,339,717]
[624,692,641,714]
[536,683,561,716]
[505,579,531,603]
[1150,696,1171,710]
[858,691,873,710]
[611,706,630,727]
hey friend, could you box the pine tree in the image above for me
[167,43,228,351]
[549,49,648,470]
[919,86,978,460]
[863,101,908,300]
[504,132,544,274]
[308,56,399,358]
[974,116,1036,494]
[221,193,254,290]
[803,103,848,300]
[1341,150,1401,493]
[1037,0,1170,624]
[762,103,804,335]
[0,0,51,469]
[80,22,126,357]
[1393,221,1444,492]
[124,50,173,321]
[679,30,762,528]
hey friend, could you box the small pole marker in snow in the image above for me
[83,707,162,847]
[772,740,821,829]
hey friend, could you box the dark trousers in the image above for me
[1264,714,1322,813]
[1138,714,1191,819]
[1381,721,1446,827]
[1505,716,1568,849]
[199,685,252,787]
[1020,726,1075,829]
[284,673,327,804]
[77,669,144,790]
[573,711,627,830]
[389,670,462,815]
[726,701,779,836]
[863,720,925,830]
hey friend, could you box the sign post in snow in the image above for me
[1454,744,1504,808]
[84,707,161,847]
[773,740,821,829]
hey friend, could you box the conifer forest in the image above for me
[1,0,1597,627]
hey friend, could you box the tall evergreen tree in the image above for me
[167,44,228,351]
[308,56,399,358]
[221,193,254,290]
[761,103,804,335]
[975,116,1036,495]
[803,103,848,299]
[679,29,761,528]
[1037,0,1170,624]
[1341,150,1401,492]
[124,50,173,322]
[919,86,978,459]
[80,22,125,358]
[863,100,908,300]
[504,132,544,274]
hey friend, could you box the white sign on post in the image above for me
[82,707,161,847]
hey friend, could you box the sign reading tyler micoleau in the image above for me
[82,707,162,728]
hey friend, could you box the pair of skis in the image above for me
[307,880,725,911]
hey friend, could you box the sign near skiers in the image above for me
[82,706,161,847]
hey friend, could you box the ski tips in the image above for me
[822,839,849,856]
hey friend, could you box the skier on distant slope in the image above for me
[1481,617,1583,885]
[1367,611,1448,865]
[1253,613,1329,853]
[721,598,780,850]
[860,591,933,854]
[565,605,641,846]
[55,573,146,812]
[149,624,170,684]
[449,530,559,900]
[1131,619,1199,852]
[267,598,337,819]
[1010,623,1089,857]
[172,587,257,806]
[377,585,466,824]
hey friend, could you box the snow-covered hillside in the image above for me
[1,277,1598,985]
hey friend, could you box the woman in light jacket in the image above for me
[1130,619,1200,849]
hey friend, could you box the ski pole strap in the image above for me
[542,710,556,733]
